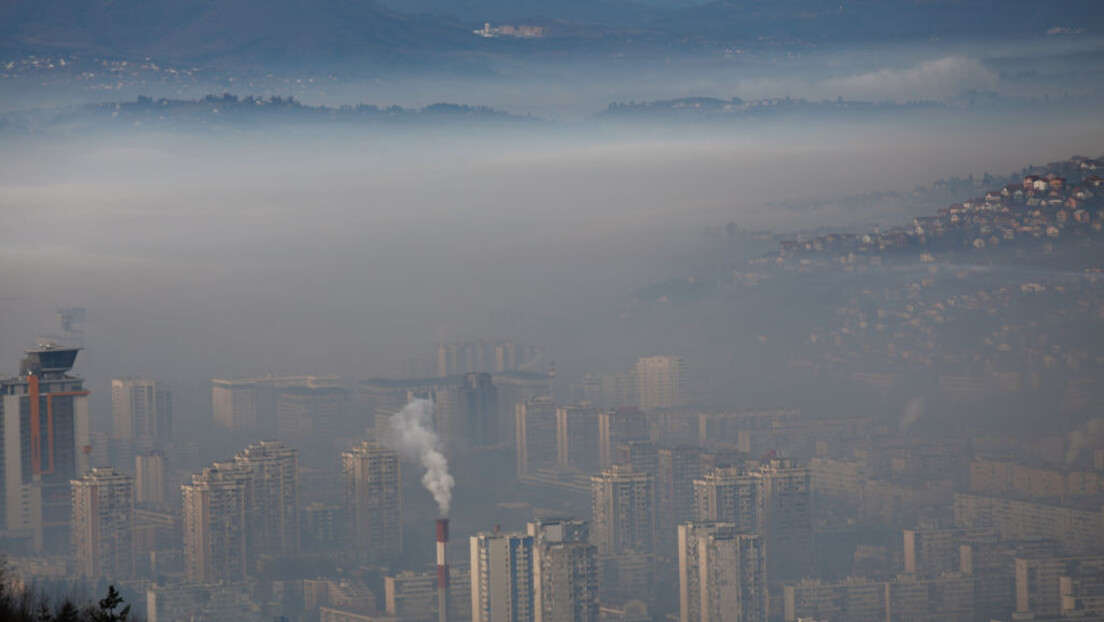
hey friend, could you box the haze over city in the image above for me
[2,1,1104,621]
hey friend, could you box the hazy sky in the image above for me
[2,39,1103,429]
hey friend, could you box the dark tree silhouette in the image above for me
[0,562,141,622]
[56,601,81,622]
[91,586,130,622]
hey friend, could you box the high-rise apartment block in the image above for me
[134,505,179,570]
[182,463,248,583]
[959,538,1019,622]
[457,372,499,449]
[678,522,766,622]
[783,575,974,622]
[591,465,656,557]
[528,519,599,622]
[782,578,887,622]
[146,582,252,622]
[71,467,135,580]
[357,376,458,438]
[953,492,1104,553]
[386,571,437,621]
[302,502,343,551]
[969,456,1104,503]
[135,451,168,507]
[1,344,90,552]
[470,530,536,622]
[902,525,998,577]
[386,566,473,622]
[591,464,656,603]
[342,441,402,561]
[693,467,758,530]
[433,375,494,453]
[578,373,637,412]
[888,574,974,622]
[276,385,349,447]
[751,459,813,583]
[694,460,813,583]
[520,399,604,478]
[1015,554,1104,618]
[437,340,541,377]
[808,457,867,506]
[634,356,685,412]
[657,446,704,553]
[517,397,560,478]
[598,408,649,469]
[236,440,300,558]
[178,440,299,584]
[212,375,338,434]
[357,377,411,425]
[493,370,553,449]
[358,373,501,454]
[556,403,600,473]
[112,377,172,446]
[211,379,258,432]
[617,440,658,477]
[678,522,712,622]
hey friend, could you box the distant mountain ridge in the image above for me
[0,0,476,66]
[374,0,658,28]
[648,0,1099,42]
[1,0,1100,69]
[0,93,540,134]
[602,96,946,120]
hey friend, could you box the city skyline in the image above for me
[2,2,1104,612]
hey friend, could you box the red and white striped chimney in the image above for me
[436,518,449,622]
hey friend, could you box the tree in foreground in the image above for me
[91,585,130,622]
[0,563,139,622]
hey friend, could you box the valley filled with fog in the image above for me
[4,0,1104,617]
[3,37,1104,435]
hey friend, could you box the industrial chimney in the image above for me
[436,518,449,622]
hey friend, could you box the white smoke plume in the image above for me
[386,398,455,516]
[1066,418,1104,465]
[900,397,925,434]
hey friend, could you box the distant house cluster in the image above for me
[473,23,545,38]
[779,156,1104,260]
